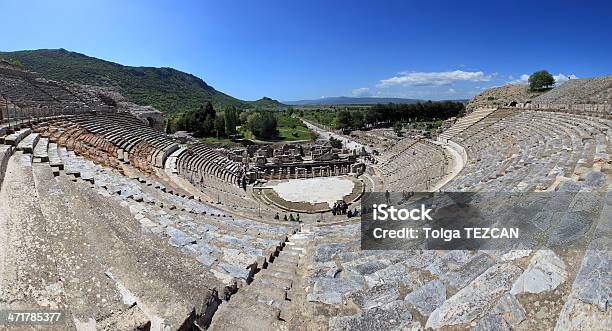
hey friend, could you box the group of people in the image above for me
[332,201,349,215]
[274,212,301,223]
[273,203,362,222]
[332,201,359,218]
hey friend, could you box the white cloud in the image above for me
[509,74,530,85]
[448,88,456,93]
[351,87,370,97]
[378,70,492,87]
[553,73,577,85]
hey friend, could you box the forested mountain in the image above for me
[0,48,285,113]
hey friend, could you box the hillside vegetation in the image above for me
[0,48,285,113]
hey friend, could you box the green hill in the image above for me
[0,48,285,113]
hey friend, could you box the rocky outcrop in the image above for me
[467,75,612,112]
[466,84,542,111]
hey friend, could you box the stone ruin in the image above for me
[0,61,165,131]
[227,142,365,181]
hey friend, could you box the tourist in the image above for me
[274,212,279,220]
[296,213,300,222]
[385,190,391,203]
[283,214,288,222]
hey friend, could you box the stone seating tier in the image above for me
[0,144,297,329]
[443,110,610,192]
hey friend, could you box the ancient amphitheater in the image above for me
[0,61,610,331]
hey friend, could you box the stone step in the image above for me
[273,253,300,265]
[0,144,13,190]
[209,300,286,330]
[236,282,288,303]
[28,164,225,330]
[29,162,142,328]
[48,142,64,170]
[268,259,298,272]
[33,137,49,162]
[254,272,294,290]
[5,128,32,147]
[0,152,75,326]
[17,132,40,154]
[262,267,298,280]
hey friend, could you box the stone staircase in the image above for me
[438,108,495,142]
[209,227,314,330]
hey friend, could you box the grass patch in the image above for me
[301,109,337,128]
[239,113,314,143]
[276,114,313,141]
[196,137,242,148]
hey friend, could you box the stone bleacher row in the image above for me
[176,143,242,186]
[26,111,242,190]
[438,108,495,141]
[171,144,285,219]
[531,75,612,105]
[59,149,296,288]
[443,109,611,192]
[302,107,610,329]
[377,136,418,164]
[379,138,449,192]
[0,128,298,329]
[0,66,108,128]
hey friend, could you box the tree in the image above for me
[214,116,225,138]
[224,106,238,136]
[239,111,250,125]
[365,108,378,126]
[329,137,343,149]
[351,111,365,129]
[336,110,353,130]
[248,111,278,139]
[203,101,215,118]
[529,70,555,91]
[200,114,215,137]
[393,121,403,137]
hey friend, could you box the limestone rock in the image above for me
[510,250,567,295]
[492,293,526,326]
[583,171,606,189]
[567,238,610,311]
[426,263,522,329]
[404,279,446,316]
[470,314,511,331]
[347,283,400,309]
[309,272,365,305]
[329,300,414,331]
[364,263,415,288]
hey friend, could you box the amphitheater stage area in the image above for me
[255,176,364,213]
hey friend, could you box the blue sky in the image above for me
[1,0,610,101]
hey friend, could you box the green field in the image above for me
[275,114,313,141]
[210,112,314,144]
[196,137,242,149]
[300,108,337,128]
